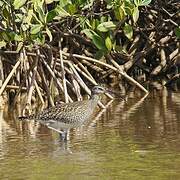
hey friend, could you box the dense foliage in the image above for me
[0,0,152,55]
[0,0,179,109]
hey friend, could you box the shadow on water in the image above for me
[0,89,180,179]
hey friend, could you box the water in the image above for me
[0,90,180,180]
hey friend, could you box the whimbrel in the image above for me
[19,85,108,140]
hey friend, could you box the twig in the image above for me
[67,61,91,94]
[62,52,117,71]
[0,56,4,87]
[53,66,73,89]
[73,63,113,99]
[72,58,96,81]
[69,69,82,101]
[0,53,21,96]
[26,50,39,107]
[81,59,104,73]
[110,57,149,94]
[63,52,148,93]
[38,63,55,106]
[34,80,44,105]
[169,48,178,60]
[73,63,97,85]
[165,73,180,86]
[40,57,73,102]
[128,35,140,55]
[59,40,68,103]
[6,85,27,90]
[159,31,173,45]
[151,48,166,75]
[67,61,105,108]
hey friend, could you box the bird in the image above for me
[19,85,107,140]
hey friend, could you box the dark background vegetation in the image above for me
[0,0,179,109]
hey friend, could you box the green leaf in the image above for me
[97,21,116,32]
[30,24,42,34]
[22,9,33,30]
[36,35,45,45]
[0,41,6,49]
[114,6,126,20]
[133,6,139,23]
[14,34,23,41]
[21,7,27,14]
[15,13,23,23]
[67,4,77,15]
[134,0,140,6]
[0,1,4,6]
[91,19,96,30]
[55,5,70,18]
[31,12,42,24]
[81,29,94,39]
[1,32,10,41]
[139,0,151,6]
[32,0,44,11]
[21,24,29,31]
[100,16,108,23]
[82,0,94,10]
[95,19,100,28]
[79,17,90,29]
[26,10,34,24]
[36,6,45,24]
[31,33,45,45]
[134,0,151,6]
[13,0,27,9]
[95,50,105,59]
[45,0,54,4]
[85,19,92,29]
[46,10,57,23]
[59,0,70,8]
[3,8,10,21]
[8,31,16,41]
[105,36,112,51]
[76,0,86,6]
[92,34,106,50]
[46,27,52,42]
[175,27,180,39]
[124,1,135,15]
[123,23,133,40]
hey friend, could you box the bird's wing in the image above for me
[36,100,90,121]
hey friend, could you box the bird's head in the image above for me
[91,85,126,101]
[91,85,106,95]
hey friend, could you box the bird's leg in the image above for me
[59,130,69,141]
[59,131,67,141]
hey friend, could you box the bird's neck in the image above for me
[90,94,100,102]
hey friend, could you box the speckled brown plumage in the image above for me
[19,86,106,134]
[36,97,98,125]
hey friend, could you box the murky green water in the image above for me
[0,90,180,180]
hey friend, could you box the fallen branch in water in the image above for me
[62,52,148,94]
[109,57,149,94]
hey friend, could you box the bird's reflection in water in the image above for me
[54,140,73,154]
